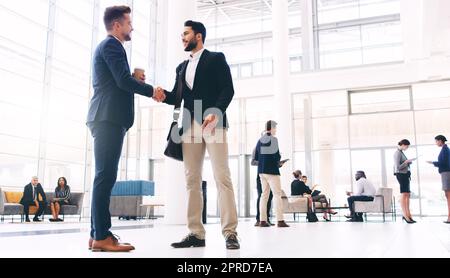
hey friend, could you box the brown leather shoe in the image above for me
[277,221,290,228]
[259,221,271,227]
[91,236,135,252]
[88,235,134,250]
[254,221,260,227]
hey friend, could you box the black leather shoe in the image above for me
[225,234,240,250]
[33,218,41,222]
[171,234,205,248]
[347,217,363,222]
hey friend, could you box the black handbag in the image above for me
[306,199,318,222]
[306,212,319,223]
[164,61,188,161]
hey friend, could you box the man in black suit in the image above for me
[86,5,165,252]
[160,21,239,250]
[20,176,46,222]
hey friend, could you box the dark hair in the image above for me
[293,170,302,179]
[184,20,206,43]
[57,177,67,189]
[266,120,278,131]
[398,139,411,146]
[104,6,131,31]
[435,135,447,143]
[355,171,367,180]
[302,176,308,179]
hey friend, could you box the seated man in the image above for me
[346,171,376,222]
[20,176,47,222]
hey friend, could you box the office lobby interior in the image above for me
[0,0,449,259]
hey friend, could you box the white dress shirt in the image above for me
[112,35,124,46]
[185,48,205,90]
[354,178,376,197]
[32,185,36,201]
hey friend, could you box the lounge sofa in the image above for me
[109,180,155,219]
[0,187,84,222]
[281,190,330,221]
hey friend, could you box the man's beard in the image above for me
[124,32,132,41]
[184,39,197,52]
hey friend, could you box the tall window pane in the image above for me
[245,97,274,153]
[413,82,450,110]
[317,0,402,69]
[349,112,414,148]
[0,154,38,187]
[313,117,349,150]
[313,150,351,207]
[317,0,400,25]
[350,87,411,114]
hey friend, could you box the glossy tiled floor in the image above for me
[0,217,449,258]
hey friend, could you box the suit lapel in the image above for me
[124,49,130,72]
[192,50,209,92]
[108,35,130,72]
[180,60,189,85]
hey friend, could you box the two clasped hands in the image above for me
[132,68,218,131]
[132,68,166,102]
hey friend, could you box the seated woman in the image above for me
[50,177,71,222]
[291,170,336,221]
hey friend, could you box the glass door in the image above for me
[350,149,383,189]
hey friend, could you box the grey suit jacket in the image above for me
[393,149,410,174]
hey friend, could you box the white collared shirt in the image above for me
[185,48,205,90]
[111,35,124,45]
[32,185,36,201]
[354,178,376,197]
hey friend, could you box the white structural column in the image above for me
[301,0,316,71]
[431,0,450,57]
[400,0,429,62]
[162,0,197,225]
[402,0,450,60]
[272,0,294,192]
[37,0,56,184]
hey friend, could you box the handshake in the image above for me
[132,68,165,103]
[153,87,166,103]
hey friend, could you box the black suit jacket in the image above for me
[87,35,154,130]
[254,133,281,176]
[20,183,46,204]
[163,49,234,129]
[291,180,311,196]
